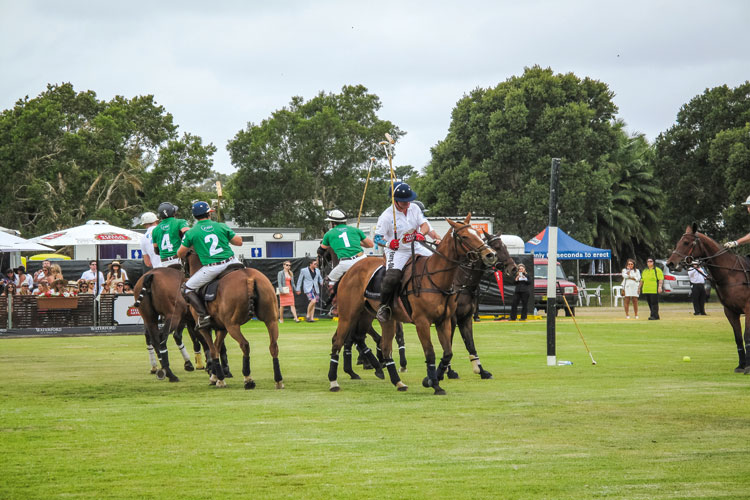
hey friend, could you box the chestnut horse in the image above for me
[184,252,283,389]
[446,231,517,379]
[329,214,497,394]
[666,223,750,373]
[133,267,209,382]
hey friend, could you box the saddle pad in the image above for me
[364,265,385,300]
[199,263,246,302]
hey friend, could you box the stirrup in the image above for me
[198,315,212,329]
[376,305,391,322]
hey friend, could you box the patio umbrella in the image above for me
[29,220,144,322]
[0,231,55,252]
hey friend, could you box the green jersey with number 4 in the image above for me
[151,218,189,259]
[181,219,236,265]
[321,224,367,259]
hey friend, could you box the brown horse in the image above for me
[184,252,283,389]
[329,214,497,394]
[133,267,208,382]
[666,223,750,373]
[447,230,517,379]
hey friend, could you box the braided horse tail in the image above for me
[133,272,154,308]
[245,273,256,321]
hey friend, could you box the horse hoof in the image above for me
[150,367,158,374]
[223,369,233,379]
[734,366,745,373]
[156,369,166,380]
[434,387,447,396]
[215,379,226,388]
[374,370,385,380]
[275,381,285,390]
[396,382,408,391]
[447,370,460,379]
[329,381,340,392]
[362,363,373,370]
[745,367,750,375]
[480,371,494,380]
[399,367,407,373]
[195,362,205,370]
[244,380,256,390]
[422,377,433,388]
[345,371,361,380]
[168,375,180,383]
[184,361,194,372]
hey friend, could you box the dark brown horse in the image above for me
[184,252,283,389]
[133,267,208,382]
[447,231,517,379]
[666,223,750,373]
[329,214,497,394]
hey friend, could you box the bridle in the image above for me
[671,231,750,286]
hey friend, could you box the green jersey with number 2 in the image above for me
[151,218,189,259]
[181,219,236,265]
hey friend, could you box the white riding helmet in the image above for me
[742,195,750,206]
[324,209,347,223]
[140,212,158,225]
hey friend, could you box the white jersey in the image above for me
[141,226,162,268]
[376,203,432,270]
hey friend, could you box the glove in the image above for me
[388,239,400,251]
[414,232,426,242]
[724,240,738,248]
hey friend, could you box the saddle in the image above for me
[363,263,416,319]
[197,263,246,302]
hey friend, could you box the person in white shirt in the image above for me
[139,212,161,269]
[373,181,441,322]
[80,261,106,294]
[688,263,708,316]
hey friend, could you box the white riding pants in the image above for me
[185,257,240,291]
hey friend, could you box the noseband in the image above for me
[452,224,493,264]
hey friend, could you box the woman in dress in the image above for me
[106,261,128,287]
[277,261,299,323]
[621,258,641,319]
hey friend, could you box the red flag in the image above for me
[494,270,505,304]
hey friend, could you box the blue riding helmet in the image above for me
[392,181,417,202]
[192,201,214,217]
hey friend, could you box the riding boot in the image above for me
[376,269,403,322]
[328,284,338,317]
[184,290,212,329]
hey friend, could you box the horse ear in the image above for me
[446,217,459,229]
[691,222,698,234]
[463,212,472,225]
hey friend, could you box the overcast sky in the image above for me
[1,1,748,175]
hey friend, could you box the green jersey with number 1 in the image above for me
[151,218,189,259]
[181,219,236,265]
[321,224,367,258]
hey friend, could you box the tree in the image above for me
[653,82,750,244]
[227,85,402,237]
[0,83,216,235]
[418,66,621,246]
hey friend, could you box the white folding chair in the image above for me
[612,286,623,307]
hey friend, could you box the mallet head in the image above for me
[385,133,395,144]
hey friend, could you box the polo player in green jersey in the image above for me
[176,201,243,329]
[151,202,189,268]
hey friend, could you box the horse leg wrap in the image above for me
[343,349,354,373]
[423,362,437,387]
[362,348,382,371]
[213,359,225,381]
[384,359,400,385]
[159,349,169,368]
[328,354,339,382]
[242,355,251,378]
[177,343,190,362]
[399,345,407,369]
[273,357,283,383]
[436,354,452,381]
[147,345,157,368]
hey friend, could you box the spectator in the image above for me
[510,264,531,321]
[113,282,126,294]
[33,260,52,284]
[51,279,71,297]
[639,257,664,320]
[2,282,17,296]
[621,258,641,319]
[33,279,51,296]
[77,281,91,295]
[14,266,33,289]
[122,282,134,294]
[80,261,105,294]
[18,282,32,295]
[296,259,323,322]
[2,267,16,286]
[106,260,128,287]
[277,261,300,323]
[49,264,65,283]
[688,263,708,316]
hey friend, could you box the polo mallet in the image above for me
[562,295,597,365]
[357,156,376,228]
[381,133,398,238]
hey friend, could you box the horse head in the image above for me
[483,229,517,277]
[446,213,497,267]
[667,222,705,272]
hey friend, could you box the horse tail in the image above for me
[134,272,154,308]
[245,274,256,320]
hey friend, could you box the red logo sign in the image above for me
[42,232,66,240]
[95,233,130,241]
[127,307,141,317]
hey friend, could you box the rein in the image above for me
[673,232,750,288]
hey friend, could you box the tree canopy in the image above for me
[227,85,402,237]
[654,82,750,244]
[0,83,216,236]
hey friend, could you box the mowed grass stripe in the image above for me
[1,302,749,499]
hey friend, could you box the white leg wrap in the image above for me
[178,343,190,361]
[329,380,340,390]
[147,345,157,367]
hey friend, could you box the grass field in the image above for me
[2,301,750,499]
